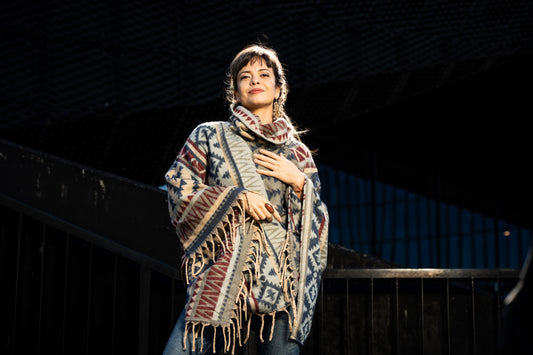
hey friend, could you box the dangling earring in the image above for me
[273,98,281,119]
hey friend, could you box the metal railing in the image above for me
[307,268,520,355]
[2,196,520,354]
[1,195,182,355]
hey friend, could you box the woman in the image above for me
[163,43,329,354]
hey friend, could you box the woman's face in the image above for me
[235,58,280,117]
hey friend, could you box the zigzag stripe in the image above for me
[190,248,235,321]
[217,123,244,187]
[178,140,207,177]
[195,186,226,210]
[231,107,290,145]
[291,146,308,163]
[221,124,266,194]
[182,187,243,254]
[182,186,227,223]
[185,137,207,160]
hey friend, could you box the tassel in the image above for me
[244,314,252,344]
[191,323,196,352]
[231,323,236,354]
[212,327,217,354]
[199,324,205,353]
[223,325,228,353]
[269,313,276,341]
[283,308,294,331]
[184,259,190,285]
[183,322,190,351]
[259,314,265,342]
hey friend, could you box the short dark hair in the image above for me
[225,44,288,119]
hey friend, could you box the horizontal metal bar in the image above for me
[2,192,521,283]
[324,268,520,279]
[1,193,179,280]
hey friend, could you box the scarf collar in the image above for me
[229,104,291,145]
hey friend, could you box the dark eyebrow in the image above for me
[238,67,272,75]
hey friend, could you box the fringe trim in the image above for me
[182,193,247,285]
[182,310,290,354]
[180,193,299,353]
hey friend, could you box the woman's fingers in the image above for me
[244,191,281,223]
[254,153,277,170]
[258,148,279,159]
[265,203,282,222]
[254,150,282,173]
[254,149,305,189]
[251,204,271,222]
[271,208,282,223]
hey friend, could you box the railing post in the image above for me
[420,277,425,354]
[446,278,451,355]
[10,212,23,355]
[61,234,70,355]
[345,278,350,354]
[370,277,374,355]
[37,223,46,353]
[85,244,93,355]
[138,263,151,355]
[471,277,476,355]
[395,278,400,354]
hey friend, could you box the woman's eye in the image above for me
[261,73,270,77]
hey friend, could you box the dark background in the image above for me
[2,0,532,229]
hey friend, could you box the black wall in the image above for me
[2,1,533,228]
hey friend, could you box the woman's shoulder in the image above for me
[189,121,228,135]
[185,121,236,147]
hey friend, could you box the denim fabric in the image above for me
[162,309,301,355]
[255,311,300,355]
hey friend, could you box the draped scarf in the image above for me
[165,105,329,353]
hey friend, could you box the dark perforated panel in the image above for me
[1,1,532,187]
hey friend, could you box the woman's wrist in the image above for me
[291,173,306,192]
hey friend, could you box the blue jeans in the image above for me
[162,309,301,354]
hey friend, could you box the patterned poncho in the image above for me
[165,105,329,353]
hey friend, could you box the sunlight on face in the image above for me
[236,58,280,121]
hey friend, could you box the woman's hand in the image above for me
[243,191,282,223]
[254,149,306,193]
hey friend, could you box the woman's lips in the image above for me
[249,89,264,94]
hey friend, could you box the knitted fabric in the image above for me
[165,105,329,353]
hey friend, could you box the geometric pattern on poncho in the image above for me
[165,105,329,350]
